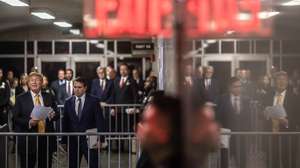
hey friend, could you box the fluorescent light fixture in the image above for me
[53,21,72,28]
[70,29,80,35]
[90,40,98,44]
[206,40,217,44]
[31,11,55,20]
[0,0,28,6]
[258,11,279,19]
[282,0,300,6]
[237,13,252,21]
[96,43,105,49]
[226,30,235,35]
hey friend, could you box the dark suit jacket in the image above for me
[201,78,220,103]
[13,91,59,154]
[114,76,138,104]
[51,80,68,105]
[263,89,300,131]
[217,94,251,131]
[0,80,10,109]
[62,94,106,143]
[91,78,114,103]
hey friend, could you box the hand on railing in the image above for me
[110,109,116,116]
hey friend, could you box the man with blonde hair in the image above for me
[14,72,59,168]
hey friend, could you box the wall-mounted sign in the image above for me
[132,42,154,55]
[84,0,270,38]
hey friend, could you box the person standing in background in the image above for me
[91,66,114,103]
[51,69,66,105]
[132,69,144,103]
[16,73,28,96]
[0,68,10,125]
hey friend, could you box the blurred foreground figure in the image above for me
[137,94,219,168]
[137,95,181,168]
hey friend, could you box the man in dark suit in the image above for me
[51,69,66,105]
[91,66,114,103]
[13,72,59,168]
[56,68,74,105]
[217,77,251,168]
[114,63,138,104]
[62,77,106,168]
[201,66,220,103]
[132,69,144,103]
[263,71,299,168]
[0,68,10,125]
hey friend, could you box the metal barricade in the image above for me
[0,132,141,168]
[206,132,300,168]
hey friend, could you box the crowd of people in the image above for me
[0,63,300,168]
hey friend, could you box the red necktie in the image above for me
[120,78,125,88]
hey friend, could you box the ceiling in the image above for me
[0,0,300,39]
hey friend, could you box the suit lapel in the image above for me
[79,95,88,122]
[26,92,34,114]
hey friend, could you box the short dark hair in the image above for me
[119,63,128,68]
[228,77,240,87]
[58,69,65,73]
[73,77,88,87]
[66,68,74,74]
[147,94,181,135]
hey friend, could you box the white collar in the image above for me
[76,93,86,101]
[276,90,287,96]
[30,90,42,97]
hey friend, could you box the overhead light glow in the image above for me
[226,30,235,35]
[90,40,98,44]
[96,43,105,48]
[237,13,252,21]
[53,21,72,28]
[0,0,28,6]
[70,29,80,35]
[31,12,55,20]
[258,11,280,19]
[282,0,300,6]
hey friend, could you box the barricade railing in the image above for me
[0,132,140,168]
[207,131,300,168]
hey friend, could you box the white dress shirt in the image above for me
[75,94,86,116]
[120,76,128,86]
[205,78,211,89]
[231,94,241,114]
[66,80,73,95]
[99,79,106,90]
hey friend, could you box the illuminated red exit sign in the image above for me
[83,0,270,38]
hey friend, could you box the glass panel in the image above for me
[75,62,99,91]
[27,41,34,54]
[237,41,250,53]
[27,58,34,73]
[282,40,300,54]
[72,42,87,54]
[204,41,218,53]
[41,62,66,84]
[239,61,266,81]
[55,41,69,54]
[0,58,25,77]
[221,41,234,53]
[108,41,115,51]
[117,41,132,54]
[256,40,269,53]
[273,40,281,54]
[89,41,104,54]
[38,41,52,54]
[0,41,24,54]
[117,57,142,75]
[208,61,231,93]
